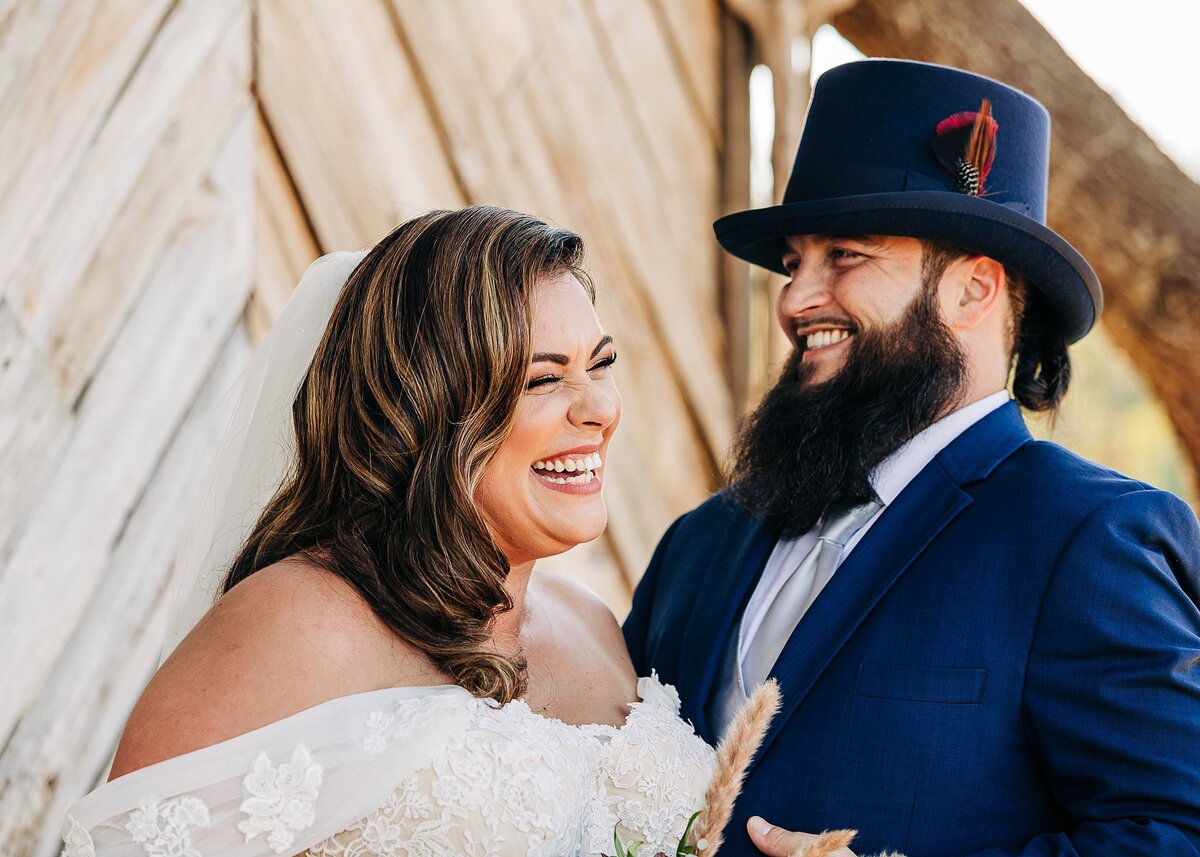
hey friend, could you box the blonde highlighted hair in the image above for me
[224,206,593,703]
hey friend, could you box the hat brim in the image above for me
[714,191,1101,343]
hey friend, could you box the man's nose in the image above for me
[777,263,835,320]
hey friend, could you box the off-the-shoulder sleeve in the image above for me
[62,686,473,857]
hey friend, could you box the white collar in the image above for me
[870,390,1011,506]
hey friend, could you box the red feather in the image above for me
[932,99,999,195]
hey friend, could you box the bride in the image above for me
[62,206,715,857]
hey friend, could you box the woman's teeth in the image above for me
[804,329,851,350]
[532,452,603,484]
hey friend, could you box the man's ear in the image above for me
[942,255,1005,333]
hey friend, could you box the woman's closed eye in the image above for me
[525,352,617,391]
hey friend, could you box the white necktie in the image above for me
[742,501,882,688]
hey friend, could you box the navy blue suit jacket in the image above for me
[623,402,1200,856]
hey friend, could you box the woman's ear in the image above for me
[942,255,1005,333]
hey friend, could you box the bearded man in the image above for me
[624,59,1200,857]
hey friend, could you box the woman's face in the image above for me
[475,271,621,567]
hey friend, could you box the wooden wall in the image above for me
[0,1,742,854]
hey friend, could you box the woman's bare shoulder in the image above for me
[534,572,630,661]
[109,558,436,779]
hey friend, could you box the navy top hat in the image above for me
[715,59,1101,342]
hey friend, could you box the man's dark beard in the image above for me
[729,280,968,537]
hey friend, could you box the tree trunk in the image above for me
[830,0,1200,498]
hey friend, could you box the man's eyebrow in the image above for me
[530,335,614,366]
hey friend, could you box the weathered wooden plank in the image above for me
[49,1,253,398]
[0,103,255,751]
[583,0,722,308]
[390,0,721,581]
[249,107,321,345]
[0,0,173,296]
[0,303,73,570]
[511,0,733,458]
[255,0,465,251]
[1,0,239,329]
[0,328,251,857]
[0,0,79,111]
[0,2,251,575]
[652,0,722,144]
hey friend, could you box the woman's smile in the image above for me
[531,446,604,494]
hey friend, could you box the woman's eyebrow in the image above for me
[591,335,614,358]
[531,335,614,366]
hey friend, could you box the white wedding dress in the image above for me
[61,674,715,857]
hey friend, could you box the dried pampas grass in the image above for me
[692,679,782,855]
[683,678,905,857]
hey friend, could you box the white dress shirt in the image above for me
[708,390,1010,734]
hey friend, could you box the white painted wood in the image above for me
[256,0,465,251]
[0,305,73,569]
[0,103,255,752]
[3,0,244,355]
[249,108,321,345]
[0,328,252,857]
[48,2,253,394]
[0,0,174,301]
[653,0,722,143]
[0,0,251,598]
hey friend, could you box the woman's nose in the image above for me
[570,379,620,429]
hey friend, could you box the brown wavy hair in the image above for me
[223,206,593,704]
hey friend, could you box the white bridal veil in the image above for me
[163,250,368,660]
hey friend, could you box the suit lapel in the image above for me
[675,508,775,743]
[745,401,1033,772]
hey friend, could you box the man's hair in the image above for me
[922,241,1071,413]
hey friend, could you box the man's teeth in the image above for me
[804,329,851,349]
[532,452,603,484]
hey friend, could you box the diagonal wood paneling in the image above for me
[0,0,175,303]
[255,0,466,251]
[387,0,732,583]
[0,0,254,776]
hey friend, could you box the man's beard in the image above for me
[728,280,969,537]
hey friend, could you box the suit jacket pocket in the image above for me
[854,661,987,704]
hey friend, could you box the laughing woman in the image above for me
[62,206,714,857]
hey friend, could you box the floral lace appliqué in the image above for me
[60,814,94,857]
[362,692,464,755]
[123,796,210,857]
[237,744,323,853]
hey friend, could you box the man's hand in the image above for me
[746,816,857,857]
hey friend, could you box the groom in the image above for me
[624,60,1200,856]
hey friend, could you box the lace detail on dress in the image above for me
[313,694,601,857]
[307,676,713,857]
[237,745,324,853]
[124,797,211,857]
[362,692,466,756]
[60,815,94,857]
[62,676,713,857]
[588,676,718,857]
